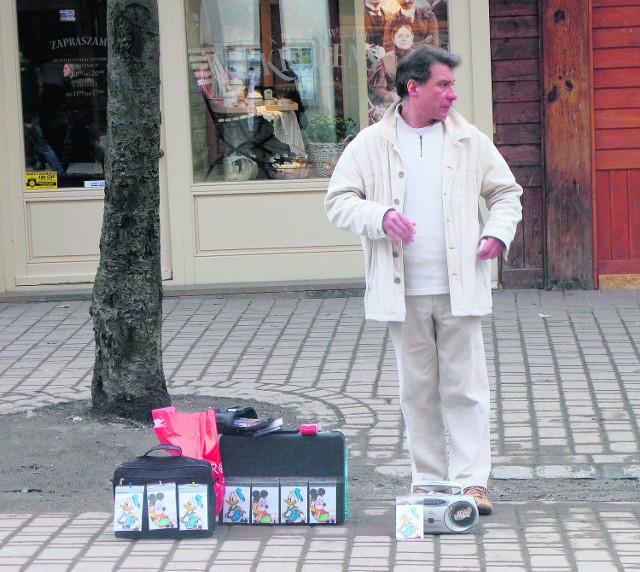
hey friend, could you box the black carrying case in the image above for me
[112,444,216,538]
[219,430,347,524]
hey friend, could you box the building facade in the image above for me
[3,1,636,295]
[0,0,494,295]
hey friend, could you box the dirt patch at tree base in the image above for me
[2,396,638,516]
[0,396,298,513]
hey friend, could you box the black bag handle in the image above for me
[143,443,182,456]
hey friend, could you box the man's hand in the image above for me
[477,237,505,260]
[382,209,416,247]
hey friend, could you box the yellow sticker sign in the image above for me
[25,171,58,190]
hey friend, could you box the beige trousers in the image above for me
[388,295,491,489]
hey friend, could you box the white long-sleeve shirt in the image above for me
[396,115,448,295]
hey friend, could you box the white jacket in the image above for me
[325,101,523,321]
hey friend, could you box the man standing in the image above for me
[364,0,388,69]
[325,45,522,515]
[425,0,448,50]
[383,0,439,51]
[20,52,65,175]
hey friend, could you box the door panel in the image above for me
[593,0,640,283]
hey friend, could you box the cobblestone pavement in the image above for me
[1,289,640,571]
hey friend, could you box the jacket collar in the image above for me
[377,99,470,145]
[400,6,416,19]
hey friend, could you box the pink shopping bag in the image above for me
[152,407,224,516]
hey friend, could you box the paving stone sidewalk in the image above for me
[1,289,640,571]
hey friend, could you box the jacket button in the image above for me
[394,277,401,284]
[394,199,400,205]
[393,251,399,258]
[399,172,405,178]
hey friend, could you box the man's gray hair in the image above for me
[396,45,462,99]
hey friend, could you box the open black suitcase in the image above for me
[112,444,216,538]
[219,430,348,525]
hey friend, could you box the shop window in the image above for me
[186,0,448,183]
[17,1,107,190]
[186,0,363,183]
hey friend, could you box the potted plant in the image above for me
[305,114,357,177]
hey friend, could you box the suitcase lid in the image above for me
[220,430,345,477]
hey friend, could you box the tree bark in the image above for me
[91,0,170,421]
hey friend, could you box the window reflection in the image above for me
[18,1,107,190]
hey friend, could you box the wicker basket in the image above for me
[308,141,346,178]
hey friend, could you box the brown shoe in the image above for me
[464,486,493,515]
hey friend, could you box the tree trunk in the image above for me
[91,0,170,422]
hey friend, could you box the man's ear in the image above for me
[406,79,419,96]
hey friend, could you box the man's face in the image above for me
[397,0,415,9]
[412,62,457,123]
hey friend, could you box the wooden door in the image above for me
[593,0,640,286]
[490,0,545,288]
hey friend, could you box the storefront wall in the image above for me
[0,0,492,294]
